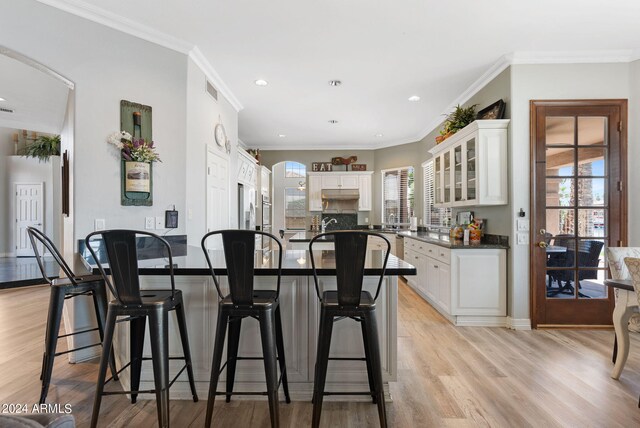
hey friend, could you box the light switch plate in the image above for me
[145,217,155,229]
[94,219,105,231]
[517,219,530,232]
[517,232,529,245]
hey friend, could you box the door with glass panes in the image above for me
[531,100,627,326]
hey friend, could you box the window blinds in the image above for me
[423,160,451,226]
[382,167,414,224]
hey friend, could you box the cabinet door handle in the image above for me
[415,256,419,260]
[440,253,444,257]
[434,265,439,269]
[428,249,432,253]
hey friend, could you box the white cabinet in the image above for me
[368,233,396,256]
[308,175,323,211]
[402,236,506,326]
[358,174,372,211]
[428,119,509,208]
[321,174,359,189]
[307,172,373,212]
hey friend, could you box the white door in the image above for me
[206,148,229,249]
[15,183,44,257]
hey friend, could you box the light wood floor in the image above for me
[2,281,640,427]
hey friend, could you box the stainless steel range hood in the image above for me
[321,189,359,213]
[321,189,359,200]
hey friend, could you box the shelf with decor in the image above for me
[429,119,509,208]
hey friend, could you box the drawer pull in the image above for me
[440,253,444,257]
[415,256,419,260]
[428,249,432,252]
[434,265,439,269]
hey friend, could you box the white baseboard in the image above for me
[0,253,15,257]
[455,316,507,327]
[506,317,532,330]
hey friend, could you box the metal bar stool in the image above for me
[26,227,118,405]
[201,230,291,428]
[86,230,198,428]
[309,231,391,428]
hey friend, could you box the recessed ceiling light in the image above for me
[278,134,286,138]
[0,97,5,102]
[375,133,384,137]
[408,95,421,102]
[328,80,342,86]
[254,79,268,86]
[328,120,339,124]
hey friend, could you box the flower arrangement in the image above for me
[107,131,161,163]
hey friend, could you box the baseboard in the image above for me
[506,317,532,330]
[0,253,15,257]
[455,316,508,327]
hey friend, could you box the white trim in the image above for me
[34,1,243,112]
[188,47,243,112]
[506,317,532,330]
[0,253,15,258]
[509,50,637,65]
[0,45,74,89]
[34,0,192,53]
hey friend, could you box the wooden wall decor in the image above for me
[61,150,69,216]
[312,162,333,172]
[351,164,366,171]
[120,100,153,206]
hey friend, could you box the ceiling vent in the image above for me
[0,107,14,113]
[206,79,218,101]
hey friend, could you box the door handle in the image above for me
[538,241,548,248]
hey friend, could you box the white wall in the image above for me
[0,128,15,255]
[0,1,189,244]
[185,59,239,245]
[509,63,633,324]
[629,59,640,245]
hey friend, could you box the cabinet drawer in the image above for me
[435,247,450,264]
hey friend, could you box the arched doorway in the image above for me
[271,161,307,248]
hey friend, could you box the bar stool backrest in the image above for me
[309,231,390,305]
[201,229,283,304]
[86,230,176,306]
[27,226,76,285]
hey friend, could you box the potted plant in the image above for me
[435,104,477,144]
[107,131,161,193]
[19,134,61,162]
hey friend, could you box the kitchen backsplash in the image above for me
[318,213,357,231]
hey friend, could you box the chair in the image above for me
[201,230,290,428]
[547,239,603,298]
[26,227,117,405]
[621,257,640,406]
[607,247,640,372]
[309,231,391,428]
[86,230,198,428]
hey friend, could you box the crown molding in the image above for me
[510,50,636,64]
[188,47,243,112]
[35,0,193,53]
[35,0,243,111]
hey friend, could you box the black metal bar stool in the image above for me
[201,230,291,428]
[86,230,198,428]
[26,227,118,405]
[309,231,391,428]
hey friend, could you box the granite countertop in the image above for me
[399,231,509,249]
[289,230,407,242]
[77,245,416,277]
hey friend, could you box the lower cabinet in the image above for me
[403,236,506,327]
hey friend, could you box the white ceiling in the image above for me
[0,53,70,134]
[35,0,640,149]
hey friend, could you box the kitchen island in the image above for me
[78,245,416,401]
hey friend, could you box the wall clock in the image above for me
[214,122,226,147]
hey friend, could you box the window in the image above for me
[284,161,306,178]
[382,166,414,225]
[423,160,451,226]
[285,187,306,230]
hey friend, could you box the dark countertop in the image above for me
[289,230,407,243]
[399,231,510,250]
[77,245,416,277]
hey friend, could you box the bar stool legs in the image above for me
[149,307,170,428]
[40,285,117,405]
[205,305,289,428]
[312,309,387,428]
[90,309,116,428]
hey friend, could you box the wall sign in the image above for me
[312,162,333,172]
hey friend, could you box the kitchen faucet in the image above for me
[388,213,396,229]
[321,217,337,233]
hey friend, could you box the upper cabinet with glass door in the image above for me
[429,120,509,208]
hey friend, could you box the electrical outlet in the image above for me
[145,217,155,230]
[155,216,164,229]
[94,219,105,231]
[517,232,529,245]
